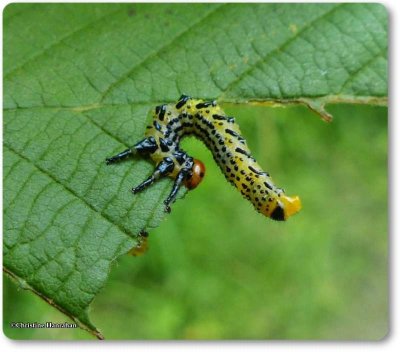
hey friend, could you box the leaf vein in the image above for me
[221,4,344,97]
[4,145,138,239]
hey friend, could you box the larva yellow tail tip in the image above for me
[282,195,302,220]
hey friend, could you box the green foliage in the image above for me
[3,3,387,338]
[4,105,387,340]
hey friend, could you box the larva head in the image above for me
[184,159,206,190]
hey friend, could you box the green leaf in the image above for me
[3,3,387,338]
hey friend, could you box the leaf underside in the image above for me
[3,3,387,338]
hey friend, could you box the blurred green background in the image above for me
[3,103,387,340]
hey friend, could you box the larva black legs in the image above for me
[134,136,158,154]
[105,148,134,165]
[163,169,188,213]
[163,157,194,212]
[105,137,158,165]
[131,157,174,194]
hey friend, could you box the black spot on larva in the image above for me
[176,95,190,109]
[225,129,245,143]
[234,165,239,171]
[226,167,231,173]
[153,120,162,131]
[159,138,169,152]
[197,125,211,139]
[270,205,285,221]
[197,115,214,130]
[170,117,179,125]
[173,151,186,165]
[155,104,167,121]
[235,147,251,158]
[212,114,226,121]
[174,125,184,134]
[242,183,248,189]
[249,165,260,174]
[240,170,246,175]
[181,122,193,133]
[236,176,240,181]
[264,182,273,190]
[196,101,216,109]
[249,165,270,176]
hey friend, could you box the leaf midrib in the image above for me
[2,93,388,115]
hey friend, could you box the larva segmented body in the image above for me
[106,95,301,221]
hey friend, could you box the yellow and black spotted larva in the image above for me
[106,95,301,221]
